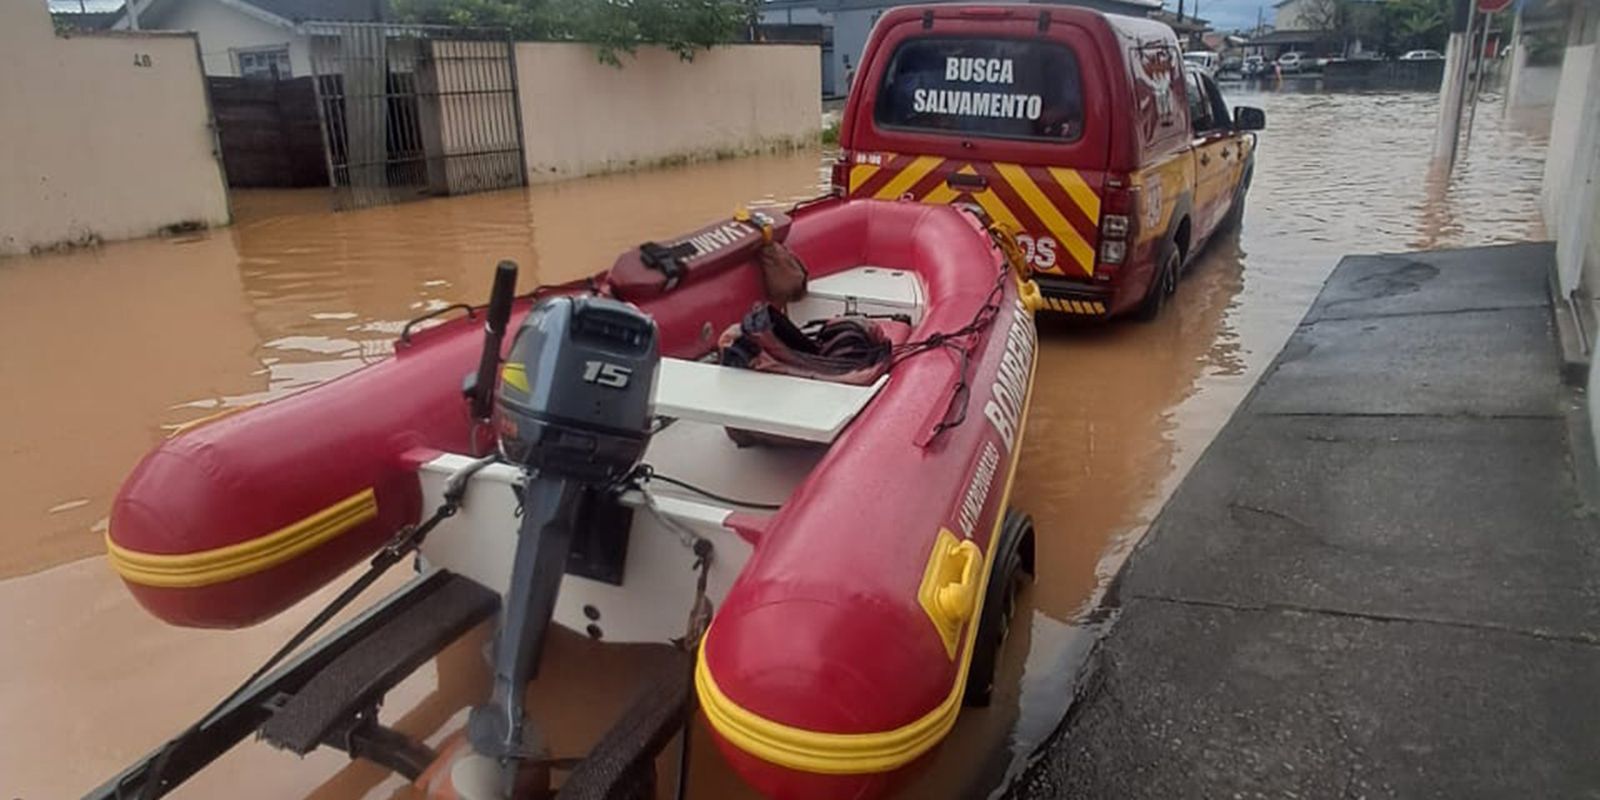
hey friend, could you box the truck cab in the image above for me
[834,4,1265,320]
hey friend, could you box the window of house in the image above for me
[238,47,291,80]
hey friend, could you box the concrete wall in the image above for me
[1543,1,1598,295]
[514,43,821,183]
[1546,43,1597,285]
[0,2,230,257]
[137,0,309,77]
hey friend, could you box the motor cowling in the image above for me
[496,295,659,484]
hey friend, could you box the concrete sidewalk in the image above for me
[1013,243,1600,800]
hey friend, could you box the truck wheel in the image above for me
[964,508,1035,708]
[1134,248,1179,322]
[1219,167,1252,232]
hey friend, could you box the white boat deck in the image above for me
[653,359,886,444]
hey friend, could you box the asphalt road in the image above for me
[1012,242,1600,800]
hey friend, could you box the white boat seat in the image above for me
[652,357,885,444]
[789,266,926,326]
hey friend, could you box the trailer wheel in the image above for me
[964,508,1036,708]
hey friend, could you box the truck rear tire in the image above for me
[1219,166,1252,233]
[1134,248,1179,322]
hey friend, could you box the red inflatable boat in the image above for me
[107,197,1041,799]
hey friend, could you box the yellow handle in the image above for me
[1017,279,1044,315]
[734,206,775,243]
[935,539,983,623]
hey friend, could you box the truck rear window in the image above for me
[873,38,1084,142]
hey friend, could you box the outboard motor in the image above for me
[466,295,659,792]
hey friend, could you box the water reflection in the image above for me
[0,90,1550,800]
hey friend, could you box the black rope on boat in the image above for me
[887,259,1010,441]
[128,455,499,800]
[625,464,783,512]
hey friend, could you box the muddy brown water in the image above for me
[0,90,1549,799]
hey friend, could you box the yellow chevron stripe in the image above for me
[945,166,1022,234]
[849,164,880,194]
[994,163,1095,276]
[1049,167,1101,223]
[921,178,962,206]
[874,155,945,200]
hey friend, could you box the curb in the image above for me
[1547,261,1590,388]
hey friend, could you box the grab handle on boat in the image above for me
[399,304,476,344]
[935,539,983,623]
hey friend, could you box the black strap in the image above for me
[638,241,698,292]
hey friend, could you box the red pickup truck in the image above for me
[834,4,1265,320]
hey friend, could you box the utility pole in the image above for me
[1462,9,1495,154]
[1177,0,1185,24]
[126,0,141,30]
[1432,0,1473,168]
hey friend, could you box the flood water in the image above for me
[0,89,1550,799]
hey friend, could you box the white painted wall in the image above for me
[1543,42,1595,291]
[514,43,822,183]
[0,2,229,256]
[137,0,309,77]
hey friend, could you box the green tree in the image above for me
[1382,0,1451,53]
[393,0,751,65]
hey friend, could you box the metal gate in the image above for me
[306,23,527,210]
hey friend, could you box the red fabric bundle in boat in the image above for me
[716,304,909,386]
[716,303,910,448]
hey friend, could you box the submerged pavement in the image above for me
[1013,242,1600,799]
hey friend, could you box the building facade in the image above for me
[112,0,386,78]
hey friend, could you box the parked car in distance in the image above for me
[1277,51,1303,72]
[1243,54,1266,75]
[1400,49,1445,61]
[1183,50,1219,75]
[834,4,1266,321]
[1218,56,1244,77]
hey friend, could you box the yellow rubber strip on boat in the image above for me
[107,489,378,589]
[695,316,1039,776]
[164,403,257,439]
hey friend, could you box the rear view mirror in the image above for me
[1235,106,1265,131]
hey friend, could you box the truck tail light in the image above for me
[1095,173,1138,280]
[830,156,849,196]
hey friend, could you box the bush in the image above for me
[820,120,840,145]
[394,0,758,65]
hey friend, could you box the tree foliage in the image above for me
[393,0,757,65]
[1298,0,1346,34]
[1381,0,1451,53]
[1307,0,1452,56]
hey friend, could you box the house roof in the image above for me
[238,0,386,23]
[117,0,386,29]
[52,9,124,29]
